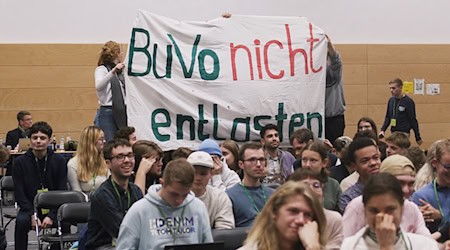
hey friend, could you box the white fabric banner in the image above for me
[125,10,327,150]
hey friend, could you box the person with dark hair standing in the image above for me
[5,110,33,149]
[325,35,346,144]
[379,78,422,145]
[94,41,127,142]
[12,121,68,250]
[260,124,295,185]
[342,173,438,249]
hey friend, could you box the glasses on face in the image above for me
[309,182,322,190]
[98,137,106,143]
[110,153,135,162]
[439,161,450,169]
[243,157,267,165]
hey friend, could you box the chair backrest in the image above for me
[212,227,250,250]
[57,202,90,225]
[34,191,86,210]
[0,177,14,192]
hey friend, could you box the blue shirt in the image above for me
[226,183,274,227]
[339,182,364,213]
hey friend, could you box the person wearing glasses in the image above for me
[67,126,109,199]
[226,142,275,227]
[412,139,450,234]
[84,138,143,250]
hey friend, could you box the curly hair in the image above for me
[97,41,121,66]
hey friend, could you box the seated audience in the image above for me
[414,140,442,191]
[357,117,378,135]
[198,139,240,190]
[220,139,240,173]
[342,173,438,249]
[114,126,137,146]
[289,168,343,250]
[13,121,67,250]
[260,124,295,184]
[131,140,163,194]
[412,139,450,233]
[299,141,341,211]
[329,136,353,183]
[171,147,192,160]
[117,159,212,249]
[340,129,379,192]
[385,131,411,157]
[290,128,314,159]
[67,126,109,198]
[85,139,143,249]
[238,181,326,250]
[226,142,274,227]
[343,154,430,237]
[403,146,426,172]
[5,110,33,149]
[187,151,235,229]
[338,138,381,213]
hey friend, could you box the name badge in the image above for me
[37,188,49,215]
[390,119,397,127]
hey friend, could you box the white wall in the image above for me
[1,0,449,43]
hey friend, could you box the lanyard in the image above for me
[110,178,131,213]
[433,178,448,227]
[239,183,267,213]
[156,205,186,243]
[392,96,403,117]
[35,155,48,189]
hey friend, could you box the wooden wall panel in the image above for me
[0,66,95,88]
[0,44,448,151]
[0,88,98,110]
[368,45,450,64]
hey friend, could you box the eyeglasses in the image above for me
[243,157,267,165]
[439,161,450,169]
[110,153,135,162]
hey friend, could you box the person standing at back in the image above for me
[379,78,422,145]
[325,35,346,143]
[94,41,127,142]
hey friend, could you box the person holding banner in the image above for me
[325,35,346,144]
[94,41,127,142]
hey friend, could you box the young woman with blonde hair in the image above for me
[67,126,109,198]
[239,181,327,250]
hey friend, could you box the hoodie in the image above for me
[116,184,213,249]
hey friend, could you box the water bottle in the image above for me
[59,136,65,151]
[52,135,57,150]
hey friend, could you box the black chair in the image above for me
[33,191,86,250]
[212,227,250,250]
[57,202,90,250]
[0,176,16,230]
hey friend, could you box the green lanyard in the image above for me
[433,178,448,227]
[110,178,131,213]
[156,205,186,243]
[239,183,267,213]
